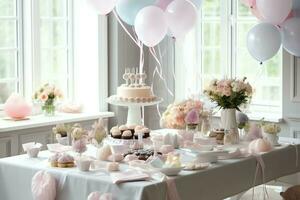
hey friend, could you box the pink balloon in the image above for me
[155,0,173,10]
[165,0,198,38]
[4,93,31,119]
[135,6,167,47]
[251,6,263,20]
[256,0,293,25]
[241,0,256,8]
[86,0,118,15]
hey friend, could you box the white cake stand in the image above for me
[107,97,163,125]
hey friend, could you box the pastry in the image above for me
[127,124,136,134]
[110,126,119,135]
[142,128,150,138]
[111,129,122,139]
[106,162,119,172]
[122,130,133,140]
[134,125,144,132]
[48,153,61,167]
[119,125,128,134]
[57,154,75,168]
[124,149,162,161]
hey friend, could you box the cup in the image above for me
[76,158,92,171]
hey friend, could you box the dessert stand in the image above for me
[107,97,163,125]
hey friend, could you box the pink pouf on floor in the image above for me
[4,93,31,119]
[31,171,56,200]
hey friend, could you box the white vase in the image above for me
[262,132,279,146]
[221,109,239,144]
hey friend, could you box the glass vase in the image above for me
[42,104,55,116]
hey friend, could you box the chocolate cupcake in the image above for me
[119,125,128,134]
[142,128,150,138]
[122,130,133,140]
[111,129,122,139]
[110,126,119,136]
[134,125,144,132]
[127,124,137,134]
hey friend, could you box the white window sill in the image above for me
[213,111,283,123]
[0,112,114,133]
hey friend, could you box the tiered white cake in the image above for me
[110,68,157,103]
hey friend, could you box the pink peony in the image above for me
[72,139,87,154]
[185,109,200,124]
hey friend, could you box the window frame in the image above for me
[175,0,283,116]
[0,0,23,108]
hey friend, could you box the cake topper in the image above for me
[122,68,147,87]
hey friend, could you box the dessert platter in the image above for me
[107,68,163,125]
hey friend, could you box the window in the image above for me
[37,0,73,98]
[0,0,22,104]
[0,0,73,106]
[175,0,282,115]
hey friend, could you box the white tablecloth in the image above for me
[0,143,300,200]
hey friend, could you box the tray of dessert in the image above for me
[105,124,152,146]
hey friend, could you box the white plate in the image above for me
[159,167,183,176]
[183,163,210,171]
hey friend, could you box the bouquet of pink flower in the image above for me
[204,77,253,110]
[160,99,203,129]
[33,83,63,115]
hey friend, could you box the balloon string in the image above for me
[113,10,144,73]
[150,47,174,97]
[112,9,140,47]
[151,66,162,118]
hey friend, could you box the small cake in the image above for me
[111,129,122,139]
[57,154,75,168]
[134,125,144,132]
[127,124,136,134]
[119,125,128,134]
[48,153,61,167]
[110,126,119,135]
[122,130,133,140]
[106,162,119,172]
[142,128,150,138]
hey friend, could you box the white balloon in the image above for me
[282,17,300,57]
[86,0,118,15]
[165,0,198,38]
[247,23,281,62]
[135,6,167,47]
[257,0,293,25]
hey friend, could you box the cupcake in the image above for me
[127,124,137,134]
[134,125,144,133]
[106,162,119,172]
[119,125,128,134]
[57,154,75,168]
[122,130,133,140]
[110,126,119,136]
[142,128,150,138]
[111,129,122,139]
[48,153,61,167]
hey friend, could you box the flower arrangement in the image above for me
[263,123,281,135]
[160,99,203,129]
[53,124,71,145]
[204,77,253,110]
[88,118,107,147]
[71,124,88,154]
[33,83,63,115]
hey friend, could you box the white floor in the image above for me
[227,181,292,200]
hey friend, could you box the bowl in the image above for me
[159,167,183,176]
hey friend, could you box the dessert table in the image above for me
[0,139,299,200]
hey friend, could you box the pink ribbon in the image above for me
[166,178,181,200]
